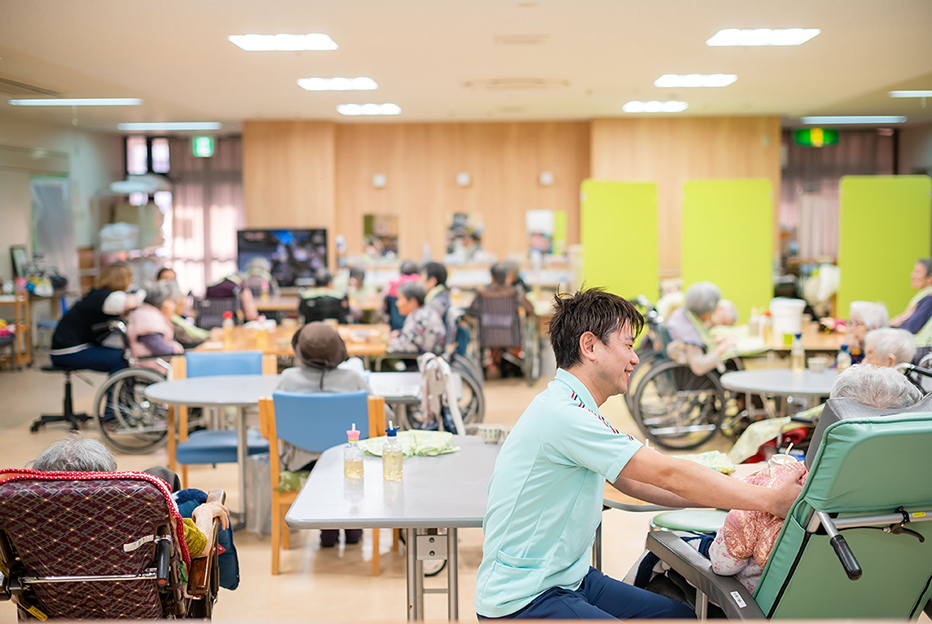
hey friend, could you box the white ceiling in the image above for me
[2,0,932,133]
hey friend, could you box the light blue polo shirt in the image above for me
[475,368,643,617]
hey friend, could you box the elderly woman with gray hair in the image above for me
[125,280,185,370]
[665,281,735,376]
[844,300,889,364]
[863,327,917,368]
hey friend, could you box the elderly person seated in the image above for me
[844,300,889,364]
[242,256,279,298]
[382,260,422,330]
[126,280,185,370]
[387,281,446,356]
[31,435,230,560]
[665,281,733,376]
[276,322,387,547]
[891,258,932,339]
[864,327,917,368]
[298,268,350,324]
[421,261,452,322]
[710,365,922,593]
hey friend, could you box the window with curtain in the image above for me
[166,137,243,296]
[780,129,895,260]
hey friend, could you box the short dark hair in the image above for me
[548,288,644,370]
[422,262,447,287]
[397,281,426,306]
[156,267,175,280]
[490,262,509,286]
[400,260,419,276]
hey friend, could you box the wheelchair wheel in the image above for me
[631,360,725,450]
[624,350,662,414]
[94,367,169,454]
[453,359,485,425]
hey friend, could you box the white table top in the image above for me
[720,369,837,397]
[144,374,282,407]
[286,435,500,530]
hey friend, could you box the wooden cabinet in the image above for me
[0,294,32,369]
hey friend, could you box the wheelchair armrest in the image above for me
[187,489,225,597]
[645,531,765,620]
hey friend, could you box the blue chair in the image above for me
[258,391,386,575]
[172,351,276,488]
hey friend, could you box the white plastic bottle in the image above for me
[344,423,364,479]
[790,333,806,374]
[836,344,852,373]
[382,422,403,481]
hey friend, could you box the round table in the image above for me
[720,369,837,396]
[720,368,837,419]
[145,374,282,525]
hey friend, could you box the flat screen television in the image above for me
[237,228,327,288]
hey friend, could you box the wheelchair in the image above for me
[466,290,542,386]
[625,299,739,450]
[0,469,223,620]
[92,321,174,455]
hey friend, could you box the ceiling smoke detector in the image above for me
[464,78,569,91]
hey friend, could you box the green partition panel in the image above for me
[838,176,932,318]
[580,180,659,302]
[681,179,773,323]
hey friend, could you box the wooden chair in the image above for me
[168,351,277,488]
[258,391,386,576]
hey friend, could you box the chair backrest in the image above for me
[0,469,188,619]
[299,294,349,324]
[185,350,265,378]
[385,295,406,331]
[476,291,522,349]
[270,390,370,453]
[193,296,239,330]
[259,393,385,481]
[754,410,932,619]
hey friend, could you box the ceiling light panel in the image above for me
[9,98,142,106]
[801,116,906,125]
[336,103,401,116]
[889,90,932,98]
[654,74,737,88]
[706,28,820,46]
[228,34,338,51]
[623,101,688,113]
[117,122,222,131]
[298,77,378,91]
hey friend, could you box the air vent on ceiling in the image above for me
[493,34,549,45]
[0,76,61,97]
[464,78,569,91]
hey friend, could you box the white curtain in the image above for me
[167,137,242,296]
[797,191,839,260]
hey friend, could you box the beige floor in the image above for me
[0,359,921,622]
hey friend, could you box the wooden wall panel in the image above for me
[334,122,590,262]
[590,117,781,275]
[242,121,336,264]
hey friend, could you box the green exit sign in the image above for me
[193,136,214,158]
[794,128,839,147]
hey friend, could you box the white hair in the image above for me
[715,299,738,325]
[685,282,722,316]
[143,280,181,309]
[830,364,921,409]
[32,434,117,472]
[849,301,888,330]
[865,328,916,365]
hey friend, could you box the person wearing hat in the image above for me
[276,322,378,547]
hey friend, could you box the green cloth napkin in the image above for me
[363,430,459,457]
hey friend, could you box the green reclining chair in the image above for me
[646,396,932,619]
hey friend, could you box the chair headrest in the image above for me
[805,391,932,468]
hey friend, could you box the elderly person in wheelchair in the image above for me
[665,281,735,376]
[31,435,230,559]
[843,300,889,364]
[126,281,186,371]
